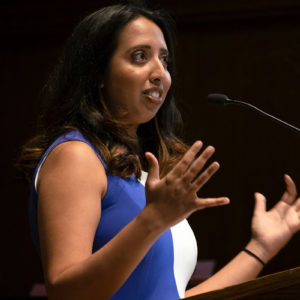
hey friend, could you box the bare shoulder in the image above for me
[37,141,107,281]
[38,140,107,197]
[44,140,104,167]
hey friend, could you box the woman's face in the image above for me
[101,16,172,134]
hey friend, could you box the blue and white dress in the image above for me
[29,131,198,300]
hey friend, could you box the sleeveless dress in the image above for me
[29,131,198,300]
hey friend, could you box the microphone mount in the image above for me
[208,93,300,135]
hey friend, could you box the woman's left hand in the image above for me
[249,174,300,263]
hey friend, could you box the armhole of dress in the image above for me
[34,155,47,192]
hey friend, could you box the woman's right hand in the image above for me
[144,141,230,229]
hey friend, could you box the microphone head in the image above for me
[208,93,230,105]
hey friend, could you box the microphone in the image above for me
[208,93,300,135]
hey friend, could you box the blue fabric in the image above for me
[29,131,180,300]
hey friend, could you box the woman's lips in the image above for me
[143,93,163,104]
[143,88,163,104]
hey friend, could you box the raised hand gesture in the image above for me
[249,175,300,263]
[144,141,229,229]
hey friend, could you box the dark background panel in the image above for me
[1,0,300,297]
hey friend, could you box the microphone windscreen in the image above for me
[208,93,229,105]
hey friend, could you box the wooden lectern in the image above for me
[184,266,300,299]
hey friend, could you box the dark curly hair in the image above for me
[17,2,188,182]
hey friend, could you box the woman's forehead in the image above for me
[116,16,168,51]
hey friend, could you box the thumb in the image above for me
[254,192,267,214]
[145,152,160,185]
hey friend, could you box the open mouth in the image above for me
[143,90,161,98]
[143,88,163,103]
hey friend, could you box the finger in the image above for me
[195,196,230,210]
[254,192,267,214]
[145,152,160,185]
[294,197,300,212]
[281,174,298,205]
[182,145,215,184]
[191,161,220,190]
[170,141,203,177]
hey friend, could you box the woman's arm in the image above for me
[39,141,168,300]
[185,175,300,297]
[38,140,229,300]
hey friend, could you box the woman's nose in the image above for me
[149,58,165,86]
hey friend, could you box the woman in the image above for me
[18,3,300,300]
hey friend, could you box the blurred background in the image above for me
[1,0,300,297]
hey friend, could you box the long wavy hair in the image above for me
[17,2,189,182]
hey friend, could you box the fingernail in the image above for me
[195,141,202,147]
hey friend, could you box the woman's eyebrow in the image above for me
[126,44,169,54]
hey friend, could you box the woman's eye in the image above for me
[132,52,146,62]
[161,55,169,68]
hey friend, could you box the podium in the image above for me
[184,266,300,299]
